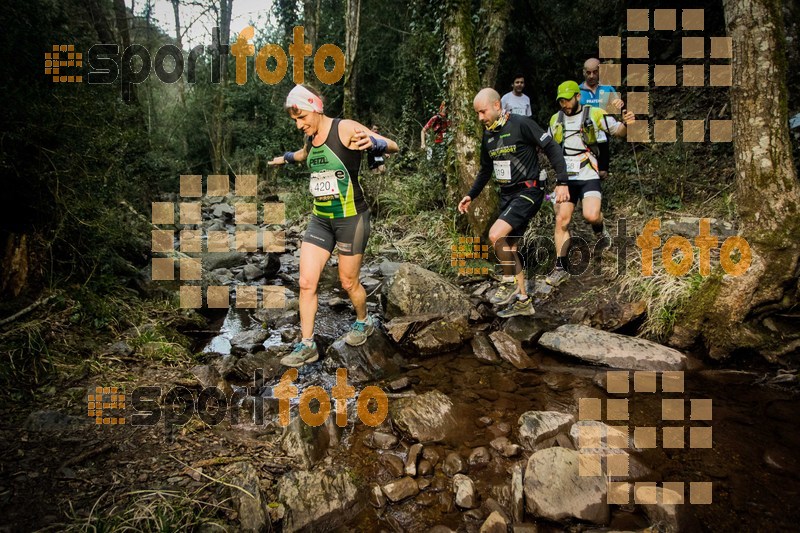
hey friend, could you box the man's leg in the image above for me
[582,189,611,249]
[554,201,576,265]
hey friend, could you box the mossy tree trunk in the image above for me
[443,0,500,237]
[672,0,800,361]
[478,0,511,88]
[343,0,361,117]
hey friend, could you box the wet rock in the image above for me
[511,463,524,523]
[465,508,485,520]
[226,349,285,382]
[590,300,647,331]
[555,433,575,450]
[418,459,433,476]
[523,447,609,524]
[486,422,511,440]
[384,263,473,319]
[379,260,403,278]
[472,333,501,364]
[202,251,247,271]
[453,474,479,509]
[489,331,534,369]
[569,421,650,481]
[476,416,493,428]
[539,325,687,371]
[518,411,576,451]
[369,484,386,508]
[763,446,800,476]
[482,498,512,524]
[418,477,432,491]
[323,328,402,384]
[490,437,522,458]
[380,454,406,478]
[443,452,466,476]
[511,524,538,533]
[281,416,330,469]
[368,431,399,450]
[503,316,552,345]
[410,315,472,355]
[422,447,441,467]
[229,329,268,354]
[390,390,458,443]
[23,410,82,432]
[277,466,360,532]
[406,443,423,476]
[384,314,441,343]
[382,477,420,502]
[243,264,263,281]
[361,276,381,292]
[212,203,235,219]
[190,365,233,398]
[226,462,267,533]
[468,447,491,466]
[479,511,508,533]
[637,485,699,532]
[388,377,411,391]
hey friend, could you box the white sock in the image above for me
[301,337,314,346]
[502,275,515,283]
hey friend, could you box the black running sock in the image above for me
[555,256,567,270]
[592,221,605,235]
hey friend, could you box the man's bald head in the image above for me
[474,88,501,107]
[583,58,601,89]
[584,58,600,71]
[473,88,503,127]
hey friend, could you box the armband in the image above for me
[283,151,296,164]
[368,136,388,155]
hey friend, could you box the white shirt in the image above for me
[548,109,622,181]
[501,92,531,116]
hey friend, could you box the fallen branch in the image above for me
[60,442,116,469]
[0,290,62,328]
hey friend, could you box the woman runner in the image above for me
[269,85,399,367]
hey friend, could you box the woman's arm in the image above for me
[340,119,399,153]
[267,144,308,166]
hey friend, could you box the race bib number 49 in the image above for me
[310,170,343,198]
[493,160,511,183]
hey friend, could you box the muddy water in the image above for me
[200,266,800,532]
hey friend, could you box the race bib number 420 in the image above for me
[493,160,511,182]
[309,170,343,198]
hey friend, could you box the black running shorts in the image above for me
[303,211,371,255]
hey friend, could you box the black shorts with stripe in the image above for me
[498,187,545,238]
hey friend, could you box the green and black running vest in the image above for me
[306,118,368,219]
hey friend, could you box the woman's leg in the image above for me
[338,253,367,320]
[298,241,331,340]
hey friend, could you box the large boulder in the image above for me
[226,462,268,533]
[389,390,458,443]
[281,416,331,469]
[489,331,535,369]
[539,324,687,371]
[409,314,472,356]
[277,466,361,532]
[383,263,472,319]
[523,447,609,524]
[322,328,403,384]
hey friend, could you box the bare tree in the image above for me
[672,0,800,361]
[343,0,361,117]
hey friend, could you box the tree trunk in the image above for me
[343,0,361,117]
[672,0,800,361]
[443,0,498,237]
[171,0,189,159]
[478,0,511,88]
[211,0,233,174]
[304,0,321,51]
[1,234,29,299]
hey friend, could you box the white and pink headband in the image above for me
[285,85,323,113]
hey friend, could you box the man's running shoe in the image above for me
[280,342,319,367]
[544,268,570,287]
[490,282,520,306]
[344,315,375,346]
[497,296,535,318]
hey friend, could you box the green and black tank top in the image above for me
[306,118,368,219]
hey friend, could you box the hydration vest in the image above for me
[549,105,607,158]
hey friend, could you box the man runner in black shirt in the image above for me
[458,88,569,317]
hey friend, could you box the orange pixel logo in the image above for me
[88,386,126,425]
[45,45,83,83]
[451,236,490,276]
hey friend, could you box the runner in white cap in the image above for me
[269,85,399,367]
